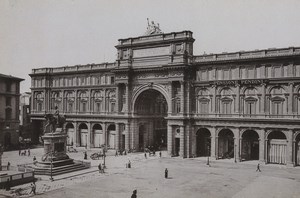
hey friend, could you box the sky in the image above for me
[1,0,300,92]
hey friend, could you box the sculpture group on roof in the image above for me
[144,18,163,36]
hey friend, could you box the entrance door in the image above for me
[268,139,287,164]
[175,138,180,156]
[93,130,102,148]
[297,141,300,166]
[67,128,74,146]
[80,129,88,147]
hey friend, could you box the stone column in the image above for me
[210,127,216,158]
[257,129,265,163]
[125,83,129,113]
[125,123,130,150]
[74,121,78,147]
[89,122,93,148]
[288,83,294,115]
[167,124,173,156]
[103,123,107,147]
[180,125,185,158]
[215,129,219,160]
[186,82,191,115]
[211,85,216,114]
[168,82,173,115]
[287,130,293,166]
[186,123,190,158]
[261,84,266,113]
[180,82,184,114]
[233,128,240,163]
[87,122,91,149]
[116,85,119,113]
[235,85,240,113]
[115,123,120,150]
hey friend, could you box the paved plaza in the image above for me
[0,148,299,198]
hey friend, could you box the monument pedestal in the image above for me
[29,128,90,176]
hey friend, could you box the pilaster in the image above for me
[167,124,173,156]
[115,123,120,150]
[180,125,186,158]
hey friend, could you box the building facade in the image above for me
[19,92,32,141]
[30,29,300,166]
[0,73,24,149]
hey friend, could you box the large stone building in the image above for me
[30,26,300,166]
[0,73,24,149]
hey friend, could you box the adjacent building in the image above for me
[19,92,32,141]
[30,26,300,166]
[0,73,24,149]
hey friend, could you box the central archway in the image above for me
[134,89,168,151]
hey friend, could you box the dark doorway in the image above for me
[267,131,287,164]
[175,138,180,156]
[196,128,211,157]
[296,134,300,166]
[241,130,259,161]
[139,125,145,151]
[135,89,168,151]
[218,129,234,159]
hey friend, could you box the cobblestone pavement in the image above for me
[0,148,300,198]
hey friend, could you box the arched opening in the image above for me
[4,132,11,148]
[66,123,74,146]
[107,124,116,149]
[267,131,287,164]
[134,89,168,151]
[196,128,211,157]
[93,124,103,148]
[218,129,234,159]
[241,130,259,161]
[79,123,88,147]
[139,125,145,151]
[296,133,300,166]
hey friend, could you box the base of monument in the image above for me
[29,159,90,176]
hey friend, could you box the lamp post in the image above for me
[103,145,106,169]
[234,144,237,163]
[50,150,53,181]
[206,146,210,166]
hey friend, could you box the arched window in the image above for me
[65,92,75,113]
[34,92,44,112]
[219,88,233,116]
[51,91,62,110]
[93,91,103,113]
[78,91,88,113]
[107,91,116,113]
[269,87,286,117]
[197,88,210,114]
[243,88,258,116]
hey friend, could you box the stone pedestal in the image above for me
[37,128,72,168]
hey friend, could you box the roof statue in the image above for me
[144,18,163,36]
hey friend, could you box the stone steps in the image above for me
[33,162,89,176]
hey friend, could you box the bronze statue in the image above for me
[44,106,66,134]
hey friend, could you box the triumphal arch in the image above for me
[30,22,300,166]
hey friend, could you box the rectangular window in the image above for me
[267,66,272,78]
[241,67,246,79]
[224,69,230,80]
[283,65,289,77]
[217,69,223,80]
[111,76,115,84]
[201,70,207,81]
[6,97,11,106]
[248,68,255,79]
[6,82,11,92]
[274,66,281,78]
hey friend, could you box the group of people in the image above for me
[98,163,105,174]
[115,149,127,156]
[19,148,30,156]
[144,151,162,159]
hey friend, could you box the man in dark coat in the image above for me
[98,163,102,173]
[131,189,137,198]
[165,168,168,179]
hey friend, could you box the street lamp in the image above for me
[50,150,53,181]
[103,144,106,169]
[234,144,237,163]
[206,146,210,166]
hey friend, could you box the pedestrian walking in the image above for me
[115,150,118,157]
[29,182,36,195]
[165,168,168,179]
[256,163,261,172]
[131,189,137,198]
[102,163,105,173]
[98,163,102,173]
[128,160,131,168]
[28,148,30,156]
[159,151,162,158]
[84,151,87,160]
[7,162,10,170]
[19,149,21,156]
[24,150,27,156]
[144,152,147,159]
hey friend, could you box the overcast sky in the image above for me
[1,0,300,92]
